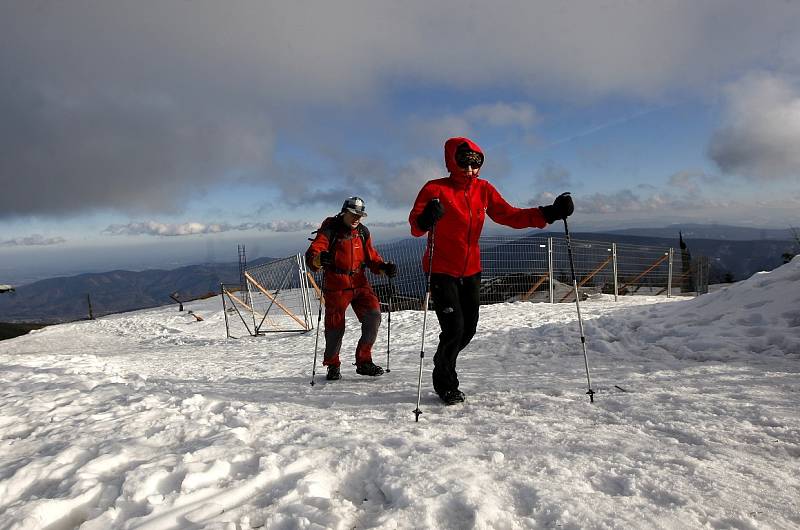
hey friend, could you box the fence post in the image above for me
[612,243,618,302]
[695,259,700,297]
[221,284,231,338]
[667,248,674,298]
[297,254,313,330]
[548,237,554,304]
[246,274,258,333]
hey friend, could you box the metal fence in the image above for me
[223,232,706,336]
[310,233,702,311]
[221,254,313,337]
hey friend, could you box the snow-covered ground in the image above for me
[1,259,799,530]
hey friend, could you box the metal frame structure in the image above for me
[221,253,314,338]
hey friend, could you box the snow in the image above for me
[1,258,799,529]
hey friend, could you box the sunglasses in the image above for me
[455,149,484,169]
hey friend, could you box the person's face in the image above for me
[342,211,362,228]
[455,149,483,178]
[460,164,480,178]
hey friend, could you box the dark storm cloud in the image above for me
[2,1,799,218]
[0,85,273,216]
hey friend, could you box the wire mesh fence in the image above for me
[691,256,710,295]
[223,231,712,337]
[222,255,313,337]
[304,232,694,313]
[222,229,708,335]
[612,242,671,296]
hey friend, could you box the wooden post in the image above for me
[306,272,323,305]
[521,274,550,301]
[656,269,691,296]
[244,271,309,330]
[559,255,612,302]
[222,287,255,337]
[618,253,669,294]
[87,294,94,320]
[170,292,184,311]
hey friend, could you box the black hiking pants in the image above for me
[430,272,481,395]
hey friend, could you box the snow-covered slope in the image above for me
[1,259,799,529]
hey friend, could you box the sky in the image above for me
[1,257,798,528]
[2,1,800,284]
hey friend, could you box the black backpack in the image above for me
[309,215,371,270]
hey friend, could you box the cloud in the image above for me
[580,190,733,214]
[667,170,723,193]
[269,155,442,211]
[408,102,538,148]
[406,115,474,151]
[0,234,66,247]
[0,86,274,218]
[366,221,408,229]
[535,162,573,189]
[465,102,539,129]
[103,220,317,237]
[709,74,800,180]
[529,188,732,215]
[3,1,800,218]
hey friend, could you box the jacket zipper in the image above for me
[349,231,354,289]
[462,182,473,278]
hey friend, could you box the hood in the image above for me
[444,136,484,182]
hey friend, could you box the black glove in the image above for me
[539,192,574,224]
[381,261,398,278]
[417,198,445,232]
[320,251,334,267]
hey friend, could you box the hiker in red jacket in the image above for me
[409,137,574,405]
[306,197,398,381]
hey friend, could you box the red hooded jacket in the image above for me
[409,137,547,277]
[306,215,385,291]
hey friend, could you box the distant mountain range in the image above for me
[554,231,795,284]
[602,224,796,241]
[0,258,273,324]
[1,224,796,325]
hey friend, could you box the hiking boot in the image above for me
[439,389,465,405]
[355,361,384,377]
[326,365,341,381]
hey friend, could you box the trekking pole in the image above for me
[413,205,438,421]
[563,214,595,403]
[310,274,325,386]
[386,277,393,373]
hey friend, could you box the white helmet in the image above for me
[341,196,368,217]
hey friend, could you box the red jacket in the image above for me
[409,137,548,277]
[306,215,385,291]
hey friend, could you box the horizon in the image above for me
[1,221,796,287]
[2,2,800,285]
